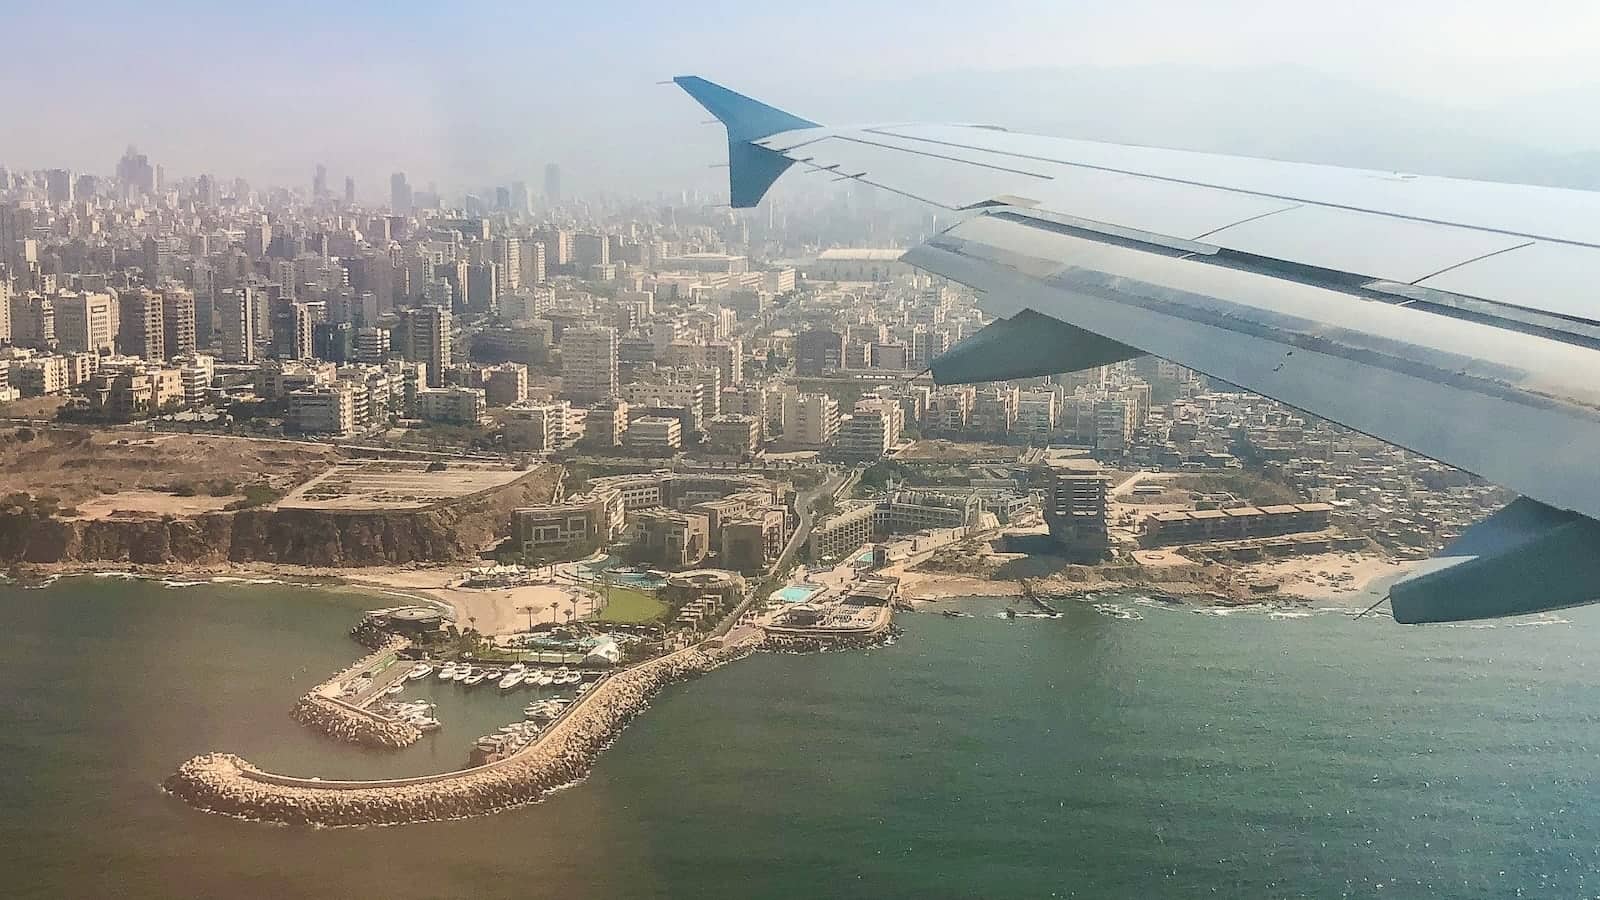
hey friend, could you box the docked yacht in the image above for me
[531,670,554,687]
[436,663,458,681]
[498,670,525,690]
[451,665,472,682]
[407,663,434,680]
[463,668,488,686]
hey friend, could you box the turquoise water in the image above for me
[4,579,1600,898]
[776,585,820,603]
[577,558,666,589]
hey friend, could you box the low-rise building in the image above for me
[513,489,625,561]
[706,413,760,455]
[874,489,982,534]
[287,384,356,436]
[626,415,682,451]
[417,386,487,425]
[480,362,529,407]
[1141,503,1335,547]
[806,501,877,563]
[722,508,787,573]
[632,509,710,569]
[502,401,569,452]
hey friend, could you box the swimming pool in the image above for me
[855,549,877,564]
[776,586,821,603]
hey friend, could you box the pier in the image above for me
[289,638,423,749]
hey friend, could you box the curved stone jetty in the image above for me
[164,635,760,826]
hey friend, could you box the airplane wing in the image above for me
[673,75,1600,625]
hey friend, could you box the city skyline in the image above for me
[4,2,1599,199]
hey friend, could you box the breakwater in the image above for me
[164,635,762,826]
[290,638,421,749]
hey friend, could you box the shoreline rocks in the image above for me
[164,636,761,827]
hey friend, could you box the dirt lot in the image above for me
[898,439,1022,462]
[0,428,340,508]
[280,461,536,511]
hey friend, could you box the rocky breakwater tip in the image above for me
[163,638,759,827]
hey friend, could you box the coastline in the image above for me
[8,544,1419,624]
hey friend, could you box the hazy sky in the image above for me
[5,1,1598,197]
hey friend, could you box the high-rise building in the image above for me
[1043,459,1109,560]
[543,163,561,205]
[116,146,155,197]
[521,241,547,285]
[270,299,313,360]
[45,169,74,206]
[795,329,844,375]
[560,326,618,404]
[0,204,23,271]
[836,398,904,461]
[118,288,165,360]
[573,232,609,269]
[706,339,743,386]
[783,392,840,447]
[491,237,521,293]
[160,288,197,359]
[55,292,115,354]
[219,287,257,363]
[405,304,451,387]
[9,293,56,349]
[344,176,356,205]
[313,164,328,199]
[390,172,412,214]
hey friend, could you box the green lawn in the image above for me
[593,586,669,624]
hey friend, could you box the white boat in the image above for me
[506,662,527,675]
[407,664,434,680]
[436,663,458,681]
[414,717,440,732]
[532,670,554,686]
[498,670,526,690]
[386,682,406,695]
[484,668,503,682]
[453,666,474,682]
[557,669,581,685]
[464,669,488,686]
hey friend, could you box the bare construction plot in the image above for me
[279,461,535,511]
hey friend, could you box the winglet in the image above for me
[672,76,818,143]
[673,76,820,208]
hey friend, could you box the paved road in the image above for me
[775,468,856,577]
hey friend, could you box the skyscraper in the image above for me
[390,172,412,214]
[116,146,156,198]
[344,176,355,205]
[219,288,257,363]
[45,169,73,206]
[543,163,561,205]
[313,164,328,199]
[560,326,618,404]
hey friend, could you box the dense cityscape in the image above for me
[0,141,1530,833]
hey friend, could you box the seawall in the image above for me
[164,635,761,826]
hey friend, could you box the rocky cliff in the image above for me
[0,467,555,567]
